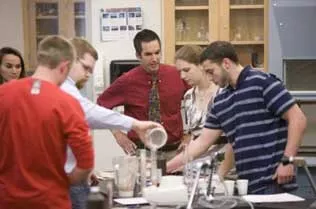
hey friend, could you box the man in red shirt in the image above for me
[0,35,94,209]
[97,29,189,158]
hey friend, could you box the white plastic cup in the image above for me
[224,180,235,196]
[147,127,167,150]
[236,179,248,196]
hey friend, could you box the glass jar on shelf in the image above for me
[231,0,240,5]
[249,0,256,5]
[176,18,186,41]
[251,15,263,41]
[232,26,243,41]
[197,21,208,41]
[243,0,259,5]
[231,14,249,41]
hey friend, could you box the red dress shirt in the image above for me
[97,64,189,144]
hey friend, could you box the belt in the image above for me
[134,140,180,152]
[161,141,181,151]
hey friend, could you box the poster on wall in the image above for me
[100,7,143,41]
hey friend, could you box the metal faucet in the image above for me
[186,151,224,209]
[186,159,210,209]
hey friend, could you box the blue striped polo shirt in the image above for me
[205,66,297,194]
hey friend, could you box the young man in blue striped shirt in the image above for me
[167,41,307,194]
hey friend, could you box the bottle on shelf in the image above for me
[86,186,105,209]
[251,51,263,68]
[233,26,243,41]
[197,21,207,41]
[176,17,187,41]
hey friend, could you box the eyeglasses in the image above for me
[78,59,93,74]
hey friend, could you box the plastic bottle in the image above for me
[86,186,105,209]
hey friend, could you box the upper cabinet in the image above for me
[163,0,268,70]
[222,0,267,70]
[163,0,218,64]
[23,0,88,72]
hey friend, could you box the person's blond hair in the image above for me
[70,37,98,61]
[37,35,76,69]
[175,45,204,65]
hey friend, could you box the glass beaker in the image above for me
[112,156,139,197]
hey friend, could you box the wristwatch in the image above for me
[281,155,294,166]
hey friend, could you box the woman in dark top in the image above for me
[0,47,26,85]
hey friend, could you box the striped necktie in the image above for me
[148,74,161,123]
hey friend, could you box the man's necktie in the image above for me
[148,75,161,123]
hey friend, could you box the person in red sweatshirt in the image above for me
[0,35,94,209]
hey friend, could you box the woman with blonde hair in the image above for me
[175,45,220,147]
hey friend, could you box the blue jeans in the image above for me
[70,183,90,209]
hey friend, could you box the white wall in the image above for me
[0,0,24,52]
[90,0,162,87]
[89,0,162,171]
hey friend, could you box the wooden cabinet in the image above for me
[221,0,268,70]
[163,0,268,70]
[23,0,88,72]
[163,0,218,64]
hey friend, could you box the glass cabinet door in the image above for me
[227,0,265,69]
[229,0,264,43]
[35,1,59,48]
[163,0,267,67]
[163,0,218,64]
[175,0,212,44]
[25,0,89,71]
[74,0,86,37]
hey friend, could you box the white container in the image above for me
[236,179,248,195]
[147,127,167,150]
[224,180,235,196]
[143,176,188,206]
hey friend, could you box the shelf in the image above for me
[36,15,58,19]
[176,41,209,45]
[230,5,264,9]
[75,15,86,19]
[163,0,266,67]
[231,40,264,45]
[37,35,56,39]
[175,5,209,10]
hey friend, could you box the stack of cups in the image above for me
[224,179,248,196]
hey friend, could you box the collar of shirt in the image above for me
[139,65,161,78]
[65,77,76,86]
[227,65,251,91]
[137,66,162,86]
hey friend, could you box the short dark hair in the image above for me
[133,29,161,55]
[200,41,239,65]
[0,47,26,84]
